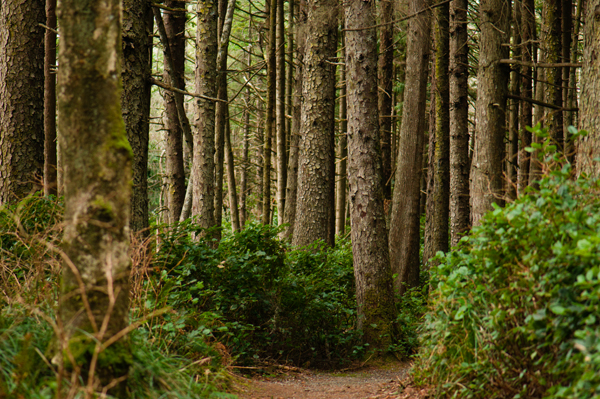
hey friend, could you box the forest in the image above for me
[2,0,600,397]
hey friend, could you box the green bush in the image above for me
[416,134,600,398]
[143,222,366,367]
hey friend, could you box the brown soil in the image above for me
[232,361,431,399]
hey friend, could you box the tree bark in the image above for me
[518,0,534,193]
[163,1,187,224]
[449,0,470,246]
[192,0,218,231]
[506,1,520,200]
[292,0,338,248]
[58,0,132,392]
[214,0,236,235]
[425,0,450,262]
[389,0,431,296]
[262,0,277,225]
[0,0,45,204]
[378,0,394,200]
[542,0,564,149]
[336,32,348,237]
[276,0,287,226]
[122,0,152,233]
[577,0,600,177]
[469,0,510,226]
[345,0,397,348]
[225,115,240,231]
[282,2,307,240]
[44,0,58,197]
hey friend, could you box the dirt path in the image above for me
[233,362,430,399]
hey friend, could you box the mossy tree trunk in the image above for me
[469,0,510,226]
[292,0,338,248]
[122,0,153,233]
[449,0,470,246]
[542,0,564,150]
[389,0,431,296]
[345,0,396,347]
[424,0,450,263]
[163,1,187,224]
[192,0,218,230]
[58,0,133,394]
[0,0,45,204]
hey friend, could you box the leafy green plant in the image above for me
[416,126,600,398]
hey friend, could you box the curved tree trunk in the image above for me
[470,0,510,226]
[122,0,153,233]
[389,0,431,296]
[345,0,396,348]
[0,0,45,204]
[292,0,338,248]
[58,0,132,392]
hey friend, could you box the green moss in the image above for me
[91,196,115,222]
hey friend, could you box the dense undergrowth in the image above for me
[417,128,600,398]
[0,193,423,398]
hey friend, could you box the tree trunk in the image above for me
[225,116,240,231]
[378,0,394,200]
[44,0,58,197]
[58,0,132,393]
[345,0,396,348]
[470,0,510,226]
[163,1,187,224]
[389,0,431,296]
[506,1,520,200]
[214,0,236,235]
[542,0,564,149]
[335,32,348,237]
[425,0,450,262]
[449,0,470,246]
[282,3,307,240]
[262,0,277,225]
[518,0,534,194]
[292,0,338,248]
[122,0,152,233]
[577,0,600,177]
[0,0,45,204]
[192,0,218,230]
[276,0,287,226]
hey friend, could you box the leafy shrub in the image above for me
[416,134,600,398]
[142,223,369,367]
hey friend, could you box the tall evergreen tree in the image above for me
[192,0,218,230]
[0,0,45,204]
[122,0,153,232]
[292,0,338,248]
[58,0,133,392]
[389,0,431,296]
[345,0,396,347]
[470,0,510,226]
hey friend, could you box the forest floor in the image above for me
[232,360,431,399]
